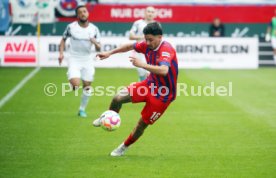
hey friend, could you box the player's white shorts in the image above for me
[67,57,95,82]
[271,37,276,49]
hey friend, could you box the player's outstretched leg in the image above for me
[109,88,131,113]
[78,81,92,118]
[69,78,81,90]
[70,78,91,117]
[93,88,131,126]
[110,118,148,156]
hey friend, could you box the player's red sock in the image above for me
[124,134,137,147]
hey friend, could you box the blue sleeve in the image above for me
[159,61,170,67]
[133,42,138,52]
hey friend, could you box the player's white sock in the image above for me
[79,88,92,111]
[110,143,127,156]
[274,55,276,65]
[139,75,147,81]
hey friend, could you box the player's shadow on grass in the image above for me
[89,154,157,161]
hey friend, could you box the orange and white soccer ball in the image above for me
[100,110,121,131]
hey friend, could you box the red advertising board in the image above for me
[57,4,276,23]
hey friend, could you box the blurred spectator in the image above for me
[266,9,276,65]
[209,17,225,37]
[129,6,156,81]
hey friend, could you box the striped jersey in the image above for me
[133,40,178,103]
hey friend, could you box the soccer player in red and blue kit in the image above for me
[93,22,178,156]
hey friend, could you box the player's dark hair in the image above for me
[143,22,163,36]
[75,5,87,16]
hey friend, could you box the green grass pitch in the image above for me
[0,67,275,178]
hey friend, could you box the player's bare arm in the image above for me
[96,51,112,60]
[97,43,134,60]
[58,38,66,65]
[90,38,101,52]
[129,56,169,76]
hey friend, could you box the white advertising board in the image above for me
[0,36,258,69]
[173,37,259,69]
[10,0,55,24]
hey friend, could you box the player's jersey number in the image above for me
[150,112,161,122]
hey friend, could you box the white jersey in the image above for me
[129,19,151,79]
[63,21,100,58]
[130,19,148,40]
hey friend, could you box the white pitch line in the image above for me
[0,67,40,109]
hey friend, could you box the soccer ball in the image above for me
[100,110,121,131]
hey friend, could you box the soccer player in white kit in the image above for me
[129,6,156,81]
[58,5,101,118]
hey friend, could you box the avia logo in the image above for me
[4,40,36,63]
